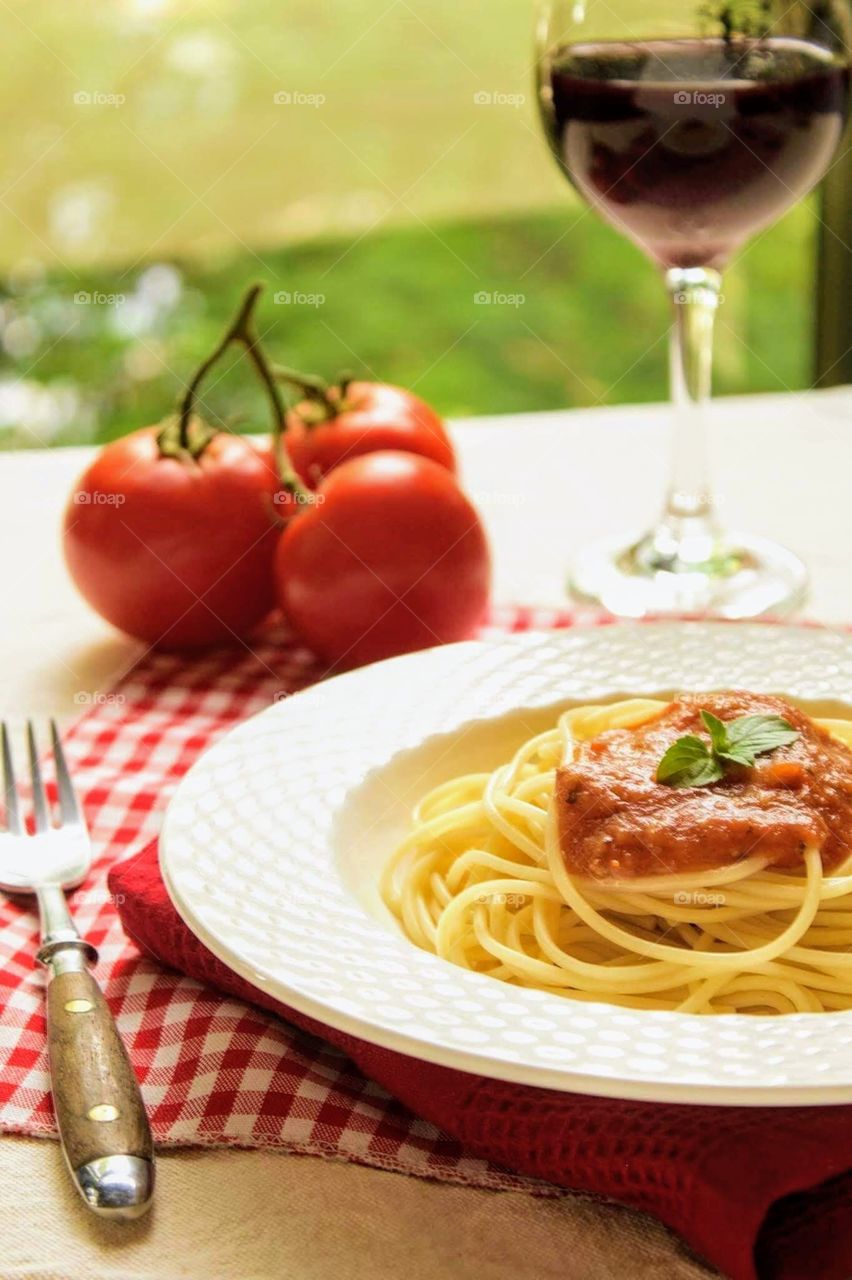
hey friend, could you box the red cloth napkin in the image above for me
[112,838,852,1280]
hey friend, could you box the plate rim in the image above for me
[160,621,852,1107]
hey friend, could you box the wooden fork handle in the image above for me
[45,948,154,1219]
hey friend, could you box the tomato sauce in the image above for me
[554,692,852,880]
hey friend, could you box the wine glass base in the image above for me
[569,531,808,620]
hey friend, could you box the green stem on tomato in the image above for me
[230,291,307,498]
[336,370,354,401]
[176,286,260,452]
[273,364,339,423]
[172,283,310,499]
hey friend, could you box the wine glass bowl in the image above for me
[536,0,851,617]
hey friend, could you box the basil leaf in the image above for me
[656,735,725,788]
[716,748,753,767]
[700,709,729,755]
[718,714,799,767]
[657,710,800,787]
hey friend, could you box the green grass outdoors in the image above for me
[0,204,816,448]
[0,0,821,446]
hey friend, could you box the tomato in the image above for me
[274,451,491,670]
[282,379,456,486]
[62,284,309,649]
[63,426,283,648]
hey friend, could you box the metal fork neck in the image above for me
[35,883,98,970]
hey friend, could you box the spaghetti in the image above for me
[381,698,852,1014]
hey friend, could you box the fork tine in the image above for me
[26,721,50,833]
[2,723,22,835]
[50,719,82,825]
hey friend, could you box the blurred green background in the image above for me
[0,0,821,447]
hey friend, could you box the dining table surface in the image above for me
[2,384,851,1280]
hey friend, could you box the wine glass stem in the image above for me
[629,266,726,575]
[663,265,722,531]
[628,267,724,575]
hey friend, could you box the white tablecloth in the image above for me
[4,387,851,1279]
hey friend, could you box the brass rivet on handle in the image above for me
[64,999,94,1013]
[87,1104,119,1123]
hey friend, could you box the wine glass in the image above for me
[535,0,851,617]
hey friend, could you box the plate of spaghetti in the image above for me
[161,622,852,1104]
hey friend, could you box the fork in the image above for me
[0,720,154,1219]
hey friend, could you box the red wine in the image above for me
[543,38,849,269]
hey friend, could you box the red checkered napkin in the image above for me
[0,606,581,1190]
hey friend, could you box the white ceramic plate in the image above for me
[161,622,852,1106]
